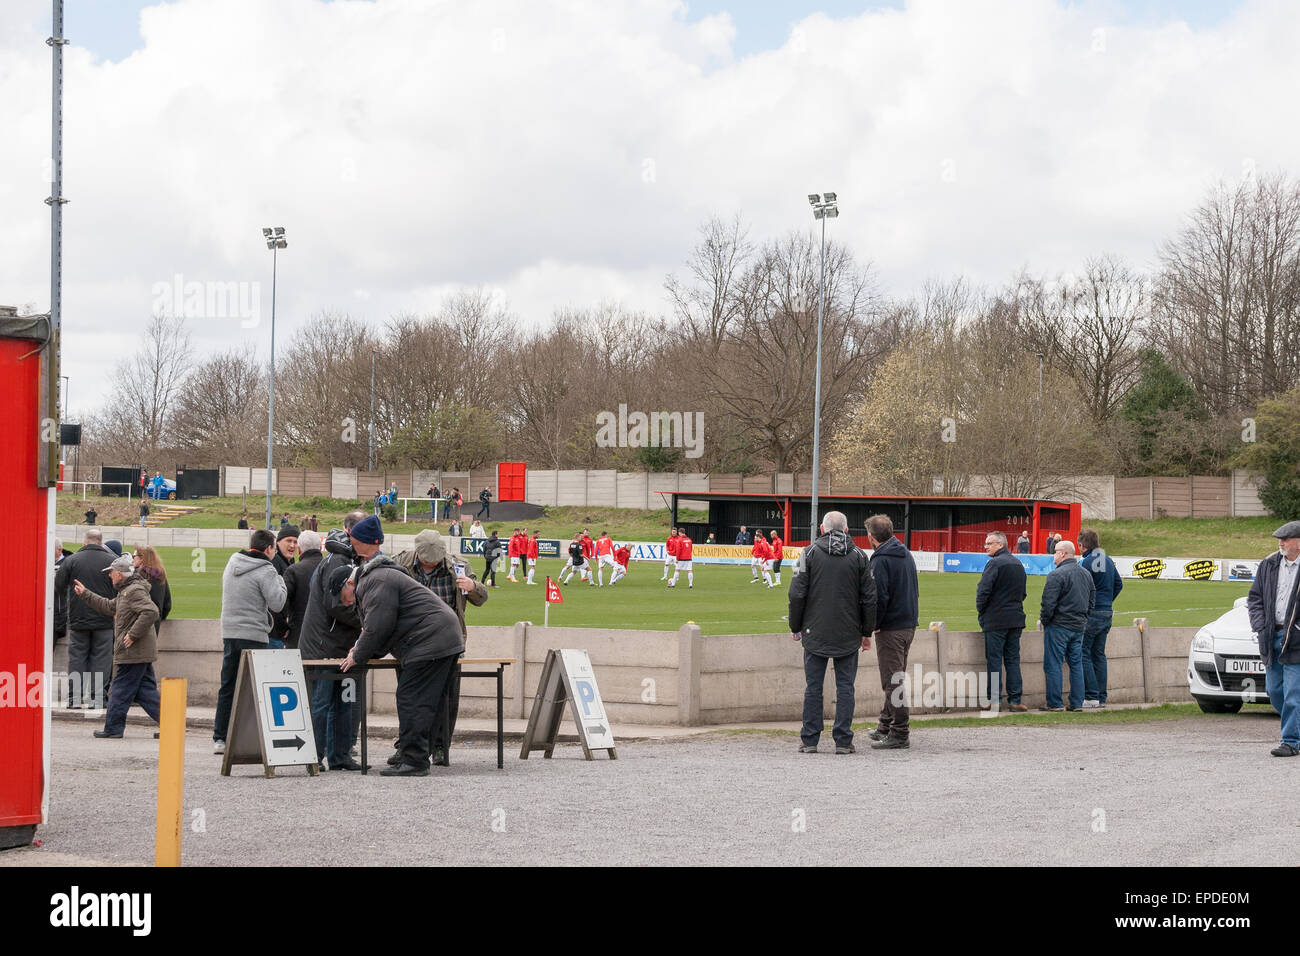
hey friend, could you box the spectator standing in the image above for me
[706,533,717,545]
[139,500,150,527]
[469,519,486,539]
[132,546,172,635]
[341,525,467,777]
[1078,528,1123,709]
[53,539,71,648]
[976,532,1028,712]
[298,513,367,771]
[266,524,298,649]
[1039,540,1095,712]
[55,529,117,708]
[476,486,492,519]
[866,514,920,750]
[428,484,440,518]
[483,529,503,587]
[282,529,323,650]
[789,511,876,754]
[84,506,97,525]
[237,514,249,530]
[448,518,462,537]
[373,491,383,515]
[213,529,288,754]
[72,555,160,738]
[1246,521,1300,757]
[1016,531,1030,554]
[735,525,750,546]
[393,529,489,766]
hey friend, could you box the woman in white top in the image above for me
[469,520,487,539]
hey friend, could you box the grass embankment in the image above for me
[1092,516,1280,559]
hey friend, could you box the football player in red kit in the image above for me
[610,543,631,585]
[669,531,695,588]
[662,527,679,580]
[751,532,774,587]
[768,529,784,585]
[525,531,540,584]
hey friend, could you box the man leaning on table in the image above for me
[1246,520,1300,757]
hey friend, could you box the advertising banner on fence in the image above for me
[461,537,562,558]
[1110,556,1223,581]
[942,553,1058,576]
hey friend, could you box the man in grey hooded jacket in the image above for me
[788,511,877,754]
[213,529,288,753]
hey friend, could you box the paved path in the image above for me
[7,712,1297,866]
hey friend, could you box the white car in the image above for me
[1187,596,1276,714]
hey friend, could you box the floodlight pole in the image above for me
[264,240,281,530]
[809,206,829,546]
[47,0,67,343]
[368,350,375,472]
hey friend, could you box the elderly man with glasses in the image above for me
[976,532,1029,712]
[1039,539,1095,712]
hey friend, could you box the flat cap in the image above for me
[1273,521,1300,539]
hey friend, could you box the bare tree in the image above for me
[105,315,192,462]
[664,214,753,354]
[169,345,267,463]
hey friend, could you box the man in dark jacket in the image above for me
[53,539,71,647]
[866,514,920,749]
[392,530,489,766]
[266,524,298,648]
[789,511,876,754]
[976,531,1028,712]
[299,514,367,770]
[476,486,492,519]
[735,525,751,546]
[1078,528,1123,709]
[54,529,118,707]
[1246,520,1300,756]
[342,552,466,777]
[282,529,323,650]
[1016,531,1030,554]
[1040,539,1095,712]
[483,530,503,587]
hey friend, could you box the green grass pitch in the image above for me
[152,547,1248,635]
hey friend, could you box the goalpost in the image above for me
[58,480,135,501]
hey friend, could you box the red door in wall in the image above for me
[497,462,526,502]
[0,333,51,846]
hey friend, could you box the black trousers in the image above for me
[395,655,457,769]
[431,663,462,753]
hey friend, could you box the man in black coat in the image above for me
[788,511,876,754]
[282,529,323,650]
[299,515,366,771]
[266,524,298,648]
[342,553,466,777]
[866,514,920,749]
[1040,540,1095,712]
[976,531,1028,712]
[54,529,117,707]
[1246,520,1300,756]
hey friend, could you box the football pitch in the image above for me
[151,546,1249,634]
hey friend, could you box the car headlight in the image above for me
[1192,628,1214,653]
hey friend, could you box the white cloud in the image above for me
[2,0,1298,415]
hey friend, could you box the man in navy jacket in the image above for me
[976,532,1028,711]
[1246,521,1300,757]
[866,514,919,749]
[1078,528,1123,709]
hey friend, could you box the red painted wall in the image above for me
[0,337,48,830]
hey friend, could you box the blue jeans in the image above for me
[1265,629,1300,748]
[311,675,355,765]
[1043,625,1084,709]
[267,636,285,649]
[1082,610,1113,703]
[801,650,858,748]
[213,638,264,741]
[983,628,1023,705]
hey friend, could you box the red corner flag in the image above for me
[545,576,563,603]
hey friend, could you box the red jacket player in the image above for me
[610,543,631,585]
[768,530,785,585]
[525,532,540,584]
[751,535,774,587]
[662,527,679,580]
[669,532,695,589]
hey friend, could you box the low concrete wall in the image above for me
[115,616,1191,724]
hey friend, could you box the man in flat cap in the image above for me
[391,529,488,766]
[1247,520,1300,756]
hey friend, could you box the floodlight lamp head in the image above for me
[824,191,837,202]
[276,239,287,249]
[274,227,285,236]
[808,194,819,205]
[826,206,839,218]
[262,227,272,237]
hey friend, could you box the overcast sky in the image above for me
[3,0,1298,417]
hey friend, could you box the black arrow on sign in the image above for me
[587,724,607,736]
[273,736,305,749]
